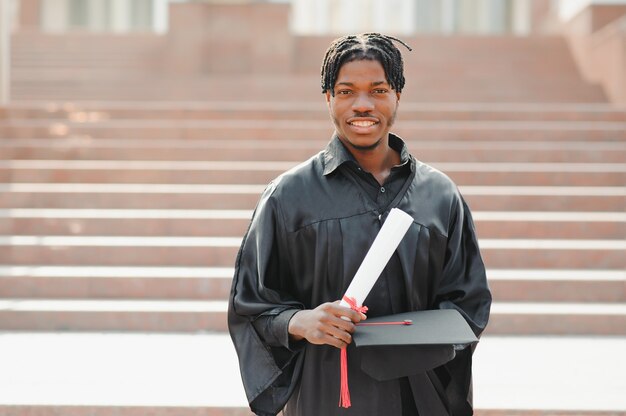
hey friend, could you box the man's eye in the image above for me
[373,89,388,94]
[336,90,352,95]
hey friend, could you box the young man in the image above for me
[228,33,491,416]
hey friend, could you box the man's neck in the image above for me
[345,137,401,185]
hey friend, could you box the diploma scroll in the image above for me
[340,208,414,309]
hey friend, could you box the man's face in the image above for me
[325,58,400,152]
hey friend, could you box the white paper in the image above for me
[340,208,414,309]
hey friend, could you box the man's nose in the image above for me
[352,93,375,113]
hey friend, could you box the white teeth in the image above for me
[350,121,376,127]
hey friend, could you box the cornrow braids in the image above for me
[321,33,412,96]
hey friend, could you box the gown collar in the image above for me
[322,133,412,176]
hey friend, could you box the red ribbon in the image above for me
[339,296,368,408]
[357,320,412,326]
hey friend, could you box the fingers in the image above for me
[313,308,354,343]
[316,302,365,348]
[323,319,353,343]
[289,302,368,349]
[322,333,350,349]
[322,302,366,324]
[300,324,352,349]
[309,329,350,349]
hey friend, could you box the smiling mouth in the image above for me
[349,120,378,127]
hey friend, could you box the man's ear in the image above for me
[325,91,332,106]
[396,91,401,102]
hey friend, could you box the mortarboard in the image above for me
[353,309,478,381]
[354,309,477,347]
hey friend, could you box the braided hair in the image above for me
[321,33,412,96]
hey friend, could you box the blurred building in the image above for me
[13,0,168,33]
[1,0,625,103]
[7,0,570,35]
[291,0,535,35]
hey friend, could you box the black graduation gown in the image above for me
[228,135,492,416]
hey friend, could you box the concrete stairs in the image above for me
[1,101,625,332]
[9,34,608,103]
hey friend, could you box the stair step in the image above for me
[0,265,235,300]
[3,139,623,164]
[2,210,624,239]
[0,299,229,332]
[11,91,607,103]
[4,102,626,121]
[0,266,622,303]
[487,302,626,335]
[0,236,624,269]
[488,269,626,302]
[2,119,625,141]
[0,300,624,334]
[2,160,624,186]
[9,79,608,102]
[8,76,608,101]
[1,184,623,211]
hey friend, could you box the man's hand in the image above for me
[288,302,366,349]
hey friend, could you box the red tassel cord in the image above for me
[339,346,350,408]
[357,320,412,326]
[339,296,368,408]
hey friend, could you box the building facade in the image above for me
[8,0,556,35]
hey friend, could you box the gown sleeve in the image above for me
[433,192,492,415]
[437,193,491,336]
[227,182,305,416]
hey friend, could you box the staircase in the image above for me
[0,31,625,415]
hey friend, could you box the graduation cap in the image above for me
[352,309,478,381]
[354,309,477,347]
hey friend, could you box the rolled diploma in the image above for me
[339,208,414,309]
